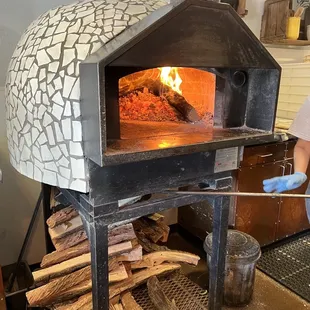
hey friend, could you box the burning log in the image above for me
[147,276,179,310]
[119,78,200,123]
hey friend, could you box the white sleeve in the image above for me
[288,96,310,141]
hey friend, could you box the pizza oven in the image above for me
[5,0,280,195]
[5,1,281,309]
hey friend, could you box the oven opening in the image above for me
[118,67,216,141]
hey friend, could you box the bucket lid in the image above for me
[204,230,261,264]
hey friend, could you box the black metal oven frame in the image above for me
[52,141,280,310]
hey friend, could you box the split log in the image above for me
[113,304,124,310]
[156,221,170,243]
[117,245,143,262]
[108,224,136,246]
[33,253,91,283]
[110,263,129,283]
[109,263,181,299]
[108,241,133,257]
[53,230,88,251]
[49,216,84,240]
[51,298,78,310]
[35,244,133,284]
[26,266,92,306]
[148,213,165,222]
[121,292,142,310]
[135,231,169,253]
[147,276,179,310]
[131,251,200,270]
[62,293,92,310]
[133,218,170,243]
[41,241,90,268]
[27,261,129,306]
[119,78,200,123]
[47,206,79,228]
[133,219,163,243]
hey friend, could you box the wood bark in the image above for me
[33,253,91,283]
[27,260,130,307]
[35,249,132,284]
[133,219,163,243]
[147,276,179,310]
[108,224,136,246]
[131,251,200,270]
[47,206,79,228]
[49,216,84,240]
[52,298,78,310]
[41,241,90,268]
[119,78,200,123]
[109,263,181,299]
[26,266,92,306]
[53,230,88,251]
[133,218,170,243]
[121,292,142,310]
[135,231,169,253]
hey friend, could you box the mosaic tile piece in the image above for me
[5,0,169,193]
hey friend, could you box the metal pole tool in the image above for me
[166,190,310,199]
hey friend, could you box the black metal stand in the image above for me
[60,188,230,310]
[42,184,55,254]
[6,190,43,293]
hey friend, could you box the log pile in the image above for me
[26,206,200,309]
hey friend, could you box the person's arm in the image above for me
[263,139,309,193]
[294,138,310,174]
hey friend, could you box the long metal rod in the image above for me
[6,190,43,292]
[167,190,310,199]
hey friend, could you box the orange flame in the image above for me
[159,67,182,95]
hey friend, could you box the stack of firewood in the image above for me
[26,206,200,309]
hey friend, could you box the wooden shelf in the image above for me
[263,39,310,46]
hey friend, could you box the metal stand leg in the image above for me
[90,219,110,310]
[42,183,55,253]
[208,196,230,310]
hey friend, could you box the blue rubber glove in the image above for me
[263,172,307,193]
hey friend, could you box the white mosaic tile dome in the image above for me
[5,0,168,193]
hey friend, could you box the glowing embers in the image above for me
[119,67,215,125]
